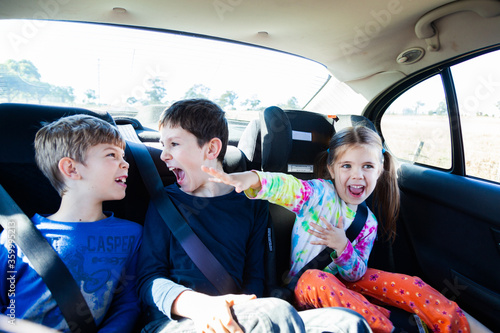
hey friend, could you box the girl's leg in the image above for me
[344,268,470,333]
[462,310,493,333]
[295,269,394,333]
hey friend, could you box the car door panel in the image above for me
[397,163,500,329]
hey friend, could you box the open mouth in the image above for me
[348,185,364,198]
[169,167,185,184]
[115,176,127,186]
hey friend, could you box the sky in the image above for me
[0,19,332,109]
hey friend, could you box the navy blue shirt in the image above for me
[137,184,268,319]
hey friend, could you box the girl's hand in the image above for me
[308,216,348,255]
[201,166,261,193]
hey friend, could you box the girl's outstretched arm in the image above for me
[202,166,262,193]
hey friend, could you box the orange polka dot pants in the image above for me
[295,269,470,333]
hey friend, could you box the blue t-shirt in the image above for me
[137,184,269,320]
[0,213,142,332]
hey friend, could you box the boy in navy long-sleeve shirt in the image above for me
[137,99,371,333]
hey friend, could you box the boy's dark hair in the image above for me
[159,99,229,163]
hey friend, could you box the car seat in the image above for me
[239,107,337,288]
[238,106,336,179]
[0,103,149,222]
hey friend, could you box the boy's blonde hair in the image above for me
[34,114,125,196]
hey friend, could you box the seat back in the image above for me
[0,104,121,219]
[284,109,334,179]
[238,107,335,179]
[0,103,159,226]
[238,106,292,172]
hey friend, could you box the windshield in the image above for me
[0,19,366,129]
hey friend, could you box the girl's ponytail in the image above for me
[372,150,400,242]
[314,150,331,180]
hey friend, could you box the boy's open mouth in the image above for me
[115,176,127,186]
[348,185,364,198]
[170,167,185,183]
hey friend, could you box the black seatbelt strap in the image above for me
[285,201,368,292]
[345,201,368,242]
[125,139,239,295]
[0,184,97,333]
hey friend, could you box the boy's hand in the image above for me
[308,216,348,255]
[201,166,261,193]
[186,293,256,333]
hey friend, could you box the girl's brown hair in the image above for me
[315,126,400,242]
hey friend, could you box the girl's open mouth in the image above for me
[348,185,364,198]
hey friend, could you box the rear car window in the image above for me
[381,75,451,169]
[0,19,348,132]
[451,50,500,182]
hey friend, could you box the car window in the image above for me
[451,50,500,182]
[381,75,451,169]
[0,19,366,134]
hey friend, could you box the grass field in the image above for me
[381,115,500,182]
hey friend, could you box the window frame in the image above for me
[365,44,500,181]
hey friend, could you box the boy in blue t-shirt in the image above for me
[0,115,142,332]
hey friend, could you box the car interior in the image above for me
[1,0,500,332]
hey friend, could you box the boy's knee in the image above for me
[298,307,372,333]
[233,298,305,332]
[242,297,297,318]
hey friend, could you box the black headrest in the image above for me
[223,145,248,173]
[260,106,292,172]
[0,103,115,164]
[236,106,378,180]
[237,106,292,172]
[0,103,116,218]
[283,110,334,178]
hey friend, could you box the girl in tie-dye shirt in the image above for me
[204,126,476,333]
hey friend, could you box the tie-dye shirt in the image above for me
[245,171,378,282]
